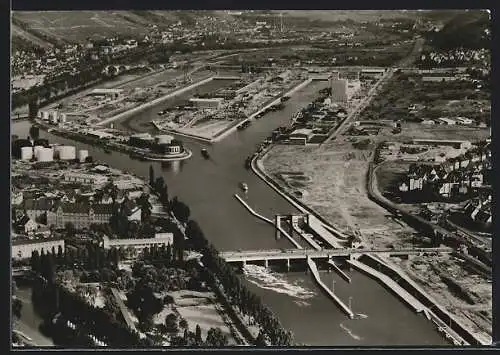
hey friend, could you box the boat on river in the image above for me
[240,182,248,192]
[201,148,210,159]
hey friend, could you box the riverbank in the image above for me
[33,119,192,163]
[251,144,483,345]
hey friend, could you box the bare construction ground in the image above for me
[390,255,492,344]
[262,139,418,248]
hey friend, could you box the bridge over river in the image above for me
[220,247,453,265]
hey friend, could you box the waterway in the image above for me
[11,79,448,346]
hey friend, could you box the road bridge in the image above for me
[220,247,453,264]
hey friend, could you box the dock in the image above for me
[307,257,354,319]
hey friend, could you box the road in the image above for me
[323,37,425,144]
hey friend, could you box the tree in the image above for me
[12,298,23,320]
[154,177,165,192]
[57,245,64,265]
[84,156,94,163]
[179,317,188,331]
[195,324,202,344]
[30,250,41,273]
[65,222,76,237]
[149,165,155,187]
[28,99,39,119]
[29,125,40,140]
[165,313,179,333]
[205,327,228,347]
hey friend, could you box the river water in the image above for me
[11,78,448,346]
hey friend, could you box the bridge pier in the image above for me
[275,215,281,240]
[286,258,290,272]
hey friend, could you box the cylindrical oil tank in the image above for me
[20,146,33,161]
[60,113,67,123]
[37,111,42,118]
[155,134,174,145]
[34,145,44,158]
[42,111,50,120]
[50,111,58,123]
[58,145,76,160]
[37,148,54,162]
[78,150,89,162]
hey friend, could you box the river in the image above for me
[11,79,448,346]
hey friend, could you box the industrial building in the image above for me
[289,128,315,145]
[188,97,224,109]
[102,233,173,250]
[87,88,124,100]
[412,139,472,150]
[330,78,348,104]
[64,172,109,185]
[436,117,457,125]
[12,238,65,260]
[129,133,155,149]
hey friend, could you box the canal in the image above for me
[11,79,448,346]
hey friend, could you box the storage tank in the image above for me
[37,148,54,162]
[37,111,42,118]
[60,113,67,123]
[78,150,89,162]
[50,111,58,123]
[34,145,44,158]
[58,145,76,160]
[42,111,50,121]
[20,146,33,161]
[155,134,174,145]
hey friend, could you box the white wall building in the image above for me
[12,239,65,260]
[102,233,173,250]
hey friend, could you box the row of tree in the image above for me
[32,277,151,347]
[148,167,295,346]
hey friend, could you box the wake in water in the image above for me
[243,264,316,300]
[355,313,368,319]
[340,323,362,341]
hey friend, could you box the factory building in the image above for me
[330,78,348,104]
[289,128,315,145]
[188,97,224,109]
[129,133,155,149]
[42,111,50,121]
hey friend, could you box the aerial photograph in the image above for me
[10,9,492,348]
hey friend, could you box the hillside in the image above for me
[11,10,229,50]
[426,10,491,49]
